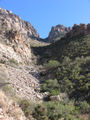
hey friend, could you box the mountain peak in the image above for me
[0,7,39,39]
[47,24,71,42]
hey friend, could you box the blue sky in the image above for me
[0,0,90,38]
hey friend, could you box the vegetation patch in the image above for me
[44,60,60,70]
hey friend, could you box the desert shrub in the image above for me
[3,85,15,96]
[79,101,90,114]
[41,79,60,96]
[0,59,6,64]
[19,99,31,118]
[46,101,79,120]
[33,104,48,120]
[9,58,18,65]
[0,66,17,99]
[33,102,80,120]
[44,60,60,70]
[50,34,90,62]
[56,57,90,102]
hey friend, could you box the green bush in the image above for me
[46,101,79,120]
[33,105,48,120]
[56,57,90,102]
[19,99,31,118]
[44,60,60,70]
[33,102,80,120]
[41,79,60,96]
[79,101,90,114]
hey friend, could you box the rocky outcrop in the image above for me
[66,23,90,38]
[47,25,71,43]
[50,93,68,102]
[0,7,39,38]
[47,23,90,43]
[0,7,40,64]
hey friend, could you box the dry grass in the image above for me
[0,64,27,119]
[0,64,8,82]
[79,114,90,120]
[0,91,27,120]
[0,91,8,110]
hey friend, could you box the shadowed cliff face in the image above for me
[0,7,40,64]
[31,24,90,65]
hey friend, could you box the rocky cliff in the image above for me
[47,24,71,43]
[66,23,90,38]
[0,7,39,38]
[45,23,90,43]
[0,7,39,64]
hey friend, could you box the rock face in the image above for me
[0,7,39,38]
[0,7,39,64]
[47,25,71,43]
[46,23,90,43]
[66,24,90,38]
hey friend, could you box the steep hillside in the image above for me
[32,24,90,64]
[0,8,45,120]
[31,24,90,120]
[0,7,90,120]
[0,7,41,64]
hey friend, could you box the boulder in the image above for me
[50,93,68,102]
